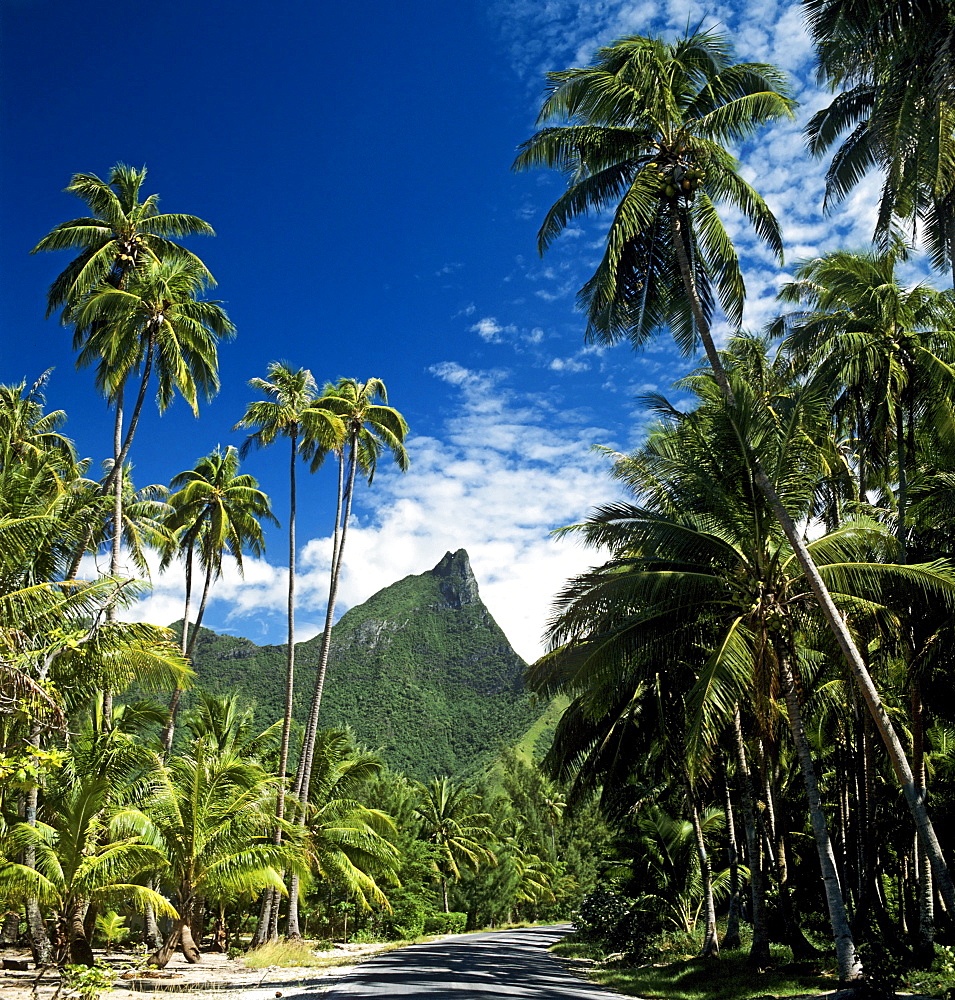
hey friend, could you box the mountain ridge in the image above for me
[182,549,540,777]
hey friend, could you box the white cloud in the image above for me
[125,365,623,663]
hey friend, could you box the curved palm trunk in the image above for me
[670,208,955,913]
[67,900,95,966]
[150,892,201,968]
[286,442,355,939]
[779,646,862,982]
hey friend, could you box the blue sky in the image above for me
[1,0,888,660]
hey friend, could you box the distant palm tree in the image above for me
[414,777,495,913]
[292,378,408,813]
[235,364,343,944]
[160,446,275,750]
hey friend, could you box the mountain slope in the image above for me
[185,549,539,777]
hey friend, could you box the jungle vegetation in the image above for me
[5,3,955,996]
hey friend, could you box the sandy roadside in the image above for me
[0,943,392,1000]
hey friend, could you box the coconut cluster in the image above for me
[643,162,707,200]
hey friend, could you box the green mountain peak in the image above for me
[185,549,539,778]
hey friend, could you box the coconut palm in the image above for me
[532,346,955,978]
[803,0,955,278]
[513,29,794,372]
[414,777,495,913]
[160,446,275,750]
[73,256,234,500]
[300,730,400,914]
[114,740,302,967]
[774,243,955,545]
[0,774,175,966]
[234,364,343,943]
[281,377,408,938]
[516,28,955,913]
[31,163,214,320]
[69,255,233,721]
[291,379,408,816]
[0,373,76,473]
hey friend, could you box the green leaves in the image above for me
[515,28,794,351]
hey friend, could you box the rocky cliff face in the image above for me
[184,549,536,778]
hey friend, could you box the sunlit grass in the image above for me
[242,939,402,969]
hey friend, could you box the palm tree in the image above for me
[515,28,955,912]
[300,730,400,914]
[160,446,275,750]
[0,776,175,965]
[0,373,76,473]
[282,377,408,939]
[532,347,955,978]
[73,256,234,500]
[235,364,343,943]
[31,163,214,321]
[291,379,408,819]
[774,243,955,546]
[114,740,303,967]
[70,255,233,721]
[513,29,794,376]
[803,0,955,279]
[414,777,495,913]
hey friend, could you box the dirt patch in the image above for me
[0,943,391,1000]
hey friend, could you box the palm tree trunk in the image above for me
[24,724,52,966]
[671,207,955,914]
[911,683,935,967]
[162,550,194,753]
[720,755,742,950]
[732,708,770,969]
[285,445,356,941]
[779,645,862,982]
[67,900,95,966]
[187,555,215,656]
[254,432,301,948]
[685,777,719,958]
[292,444,352,806]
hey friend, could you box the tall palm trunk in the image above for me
[162,549,194,752]
[732,709,770,969]
[779,644,862,982]
[286,438,357,938]
[684,776,719,958]
[254,430,301,946]
[720,755,742,950]
[671,207,955,913]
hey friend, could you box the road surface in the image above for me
[293,924,630,999]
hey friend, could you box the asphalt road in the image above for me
[299,924,631,999]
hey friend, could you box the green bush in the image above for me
[575,888,663,961]
[383,896,427,940]
[424,912,467,935]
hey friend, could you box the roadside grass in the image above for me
[551,935,955,1000]
[242,939,405,969]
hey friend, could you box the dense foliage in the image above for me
[8,6,955,996]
